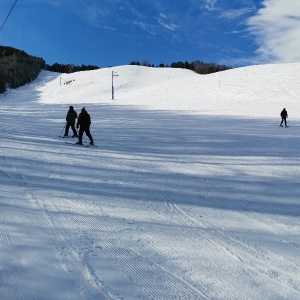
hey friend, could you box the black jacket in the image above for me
[280,109,288,119]
[77,111,91,129]
[66,108,77,124]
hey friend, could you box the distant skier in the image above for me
[76,107,94,145]
[64,106,78,137]
[280,108,288,127]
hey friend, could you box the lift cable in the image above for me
[0,0,18,32]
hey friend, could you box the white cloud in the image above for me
[247,0,300,63]
[220,7,254,20]
[133,21,156,35]
[203,0,218,11]
[158,18,178,31]
[157,12,178,31]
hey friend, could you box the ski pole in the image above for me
[274,119,280,126]
[61,122,66,134]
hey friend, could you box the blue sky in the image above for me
[0,0,300,68]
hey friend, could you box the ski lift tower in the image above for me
[112,71,119,100]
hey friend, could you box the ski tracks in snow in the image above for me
[162,167,300,300]
[0,151,110,299]
[6,145,206,299]
[38,192,207,300]
[166,198,300,299]
[0,155,74,299]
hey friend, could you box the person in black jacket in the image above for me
[76,107,94,145]
[64,106,78,137]
[280,108,288,127]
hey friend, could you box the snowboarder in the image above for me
[280,108,288,127]
[76,107,94,145]
[64,106,78,137]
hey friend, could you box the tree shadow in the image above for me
[1,102,300,218]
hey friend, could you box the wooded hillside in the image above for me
[0,46,45,93]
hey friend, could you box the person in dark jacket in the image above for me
[280,108,288,127]
[76,107,94,145]
[64,106,78,137]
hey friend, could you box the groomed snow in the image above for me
[0,64,300,299]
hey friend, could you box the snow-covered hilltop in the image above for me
[1,63,300,300]
[37,63,300,118]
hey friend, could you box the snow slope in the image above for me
[0,63,300,300]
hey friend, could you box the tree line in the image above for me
[45,63,99,73]
[129,60,231,74]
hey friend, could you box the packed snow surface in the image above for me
[1,64,300,299]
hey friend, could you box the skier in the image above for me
[64,106,78,137]
[76,107,94,145]
[280,108,288,127]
